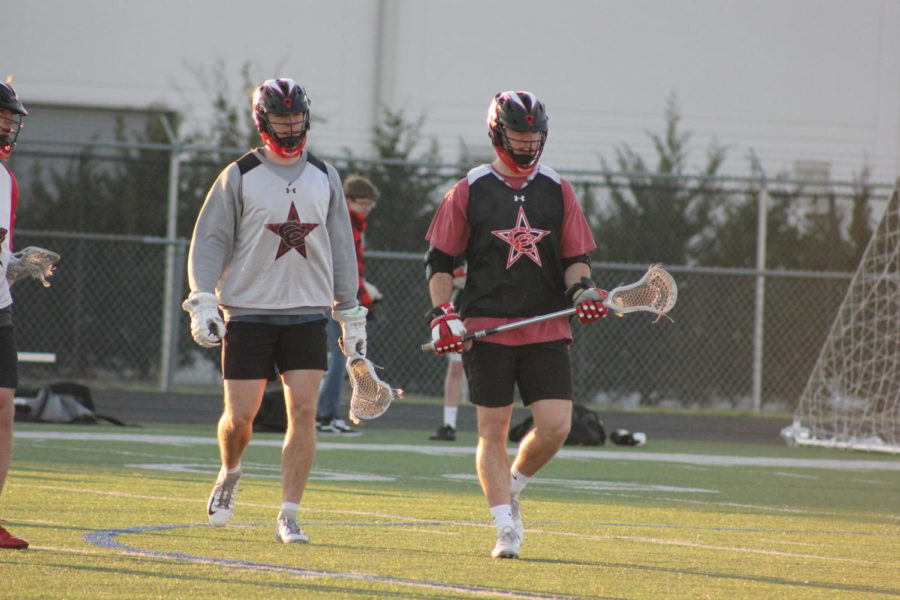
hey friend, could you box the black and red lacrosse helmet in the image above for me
[0,81,27,160]
[486,91,548,175]
[252,78,311,159]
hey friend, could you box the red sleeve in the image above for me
[425,178,470,256]
[559,178,595,258]
[5,165,16,250]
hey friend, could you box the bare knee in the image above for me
[0,389,15,431]
[221,406,256,431]
[527,399,572,444]
[533,417,570,446]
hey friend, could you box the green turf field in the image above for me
[2,421,898,599]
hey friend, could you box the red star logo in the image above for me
[491,207,550,268]
[265,202,319,259]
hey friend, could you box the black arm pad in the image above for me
[425,245,457,281]
[561,253,592,270]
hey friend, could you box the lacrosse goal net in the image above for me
[782,179,900,453]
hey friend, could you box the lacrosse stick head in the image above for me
[6,246,61,287]
[606,263,677,319]
[345,354,402,424]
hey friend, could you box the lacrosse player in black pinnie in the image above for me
[424,91,608,559]
[183,79,364,545]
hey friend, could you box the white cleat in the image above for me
[275,515,310,544]
[491,525,521,559]
[207,475,239,526]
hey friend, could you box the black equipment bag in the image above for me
[509,403,606,446]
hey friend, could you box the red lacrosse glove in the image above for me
[428,302,466,354]
[565,278,609,323]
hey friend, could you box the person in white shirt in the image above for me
[0,81,31,550]
[182,78,365,544]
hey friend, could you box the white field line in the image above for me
[12,479,897,572]
[535,529,893,565]
[14,479,895,540]
[83,524,580,600]
[14,431,900,471]
[11,482,477,525]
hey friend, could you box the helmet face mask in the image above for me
[252,79,311,159]
[0,82,27,160]
[487,91,548,175]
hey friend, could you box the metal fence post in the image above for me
[159,117,182,391]
[162,241,187,391]
[752,169,769,412]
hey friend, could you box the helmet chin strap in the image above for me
[261,132,306,159]
[495,146,538,176]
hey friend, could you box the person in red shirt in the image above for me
[429,261,467,442]
[0,81,30,550]
[424,91,608,559]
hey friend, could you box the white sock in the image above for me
[222,464,241,483]
[279,502,300,521]
[510,468,530,497]
[444,406,458,428]
[490,504,514,531]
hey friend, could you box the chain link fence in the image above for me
[12,233,851,413]
[9,139,895,412]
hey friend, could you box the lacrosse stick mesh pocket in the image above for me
[609,264,677,314]
[346,356,402,424]
[6,247,61,287]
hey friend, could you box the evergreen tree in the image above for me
[338,107,451,253]
[593,94,727,264]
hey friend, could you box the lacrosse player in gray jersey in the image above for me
[183,78,366,544]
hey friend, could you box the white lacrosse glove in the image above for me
[333,305,368,356]
[363,279,383,303]
[181,292,225,348]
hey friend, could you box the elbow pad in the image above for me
[424,245,456,281]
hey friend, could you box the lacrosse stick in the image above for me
[345,354,403,424]
[420,263,677,352]
[6,246,61,287]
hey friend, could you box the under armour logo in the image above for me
[286,187,297,194]
[513,195,525,203]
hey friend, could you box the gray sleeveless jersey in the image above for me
[186,149,358,319]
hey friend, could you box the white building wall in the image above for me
[8,0,900,182]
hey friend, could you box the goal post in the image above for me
[782,178,900,453]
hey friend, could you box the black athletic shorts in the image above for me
[222,319,328,380]
[0,324,18,389]
[462,340,573,407]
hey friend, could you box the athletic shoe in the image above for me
[331,419,359,434]
[491,525,521,559]
[510,496,524,543]
[429,424,456,441]
[0,524,28,549]
[275,515,309,544]
[207,473,240,526]
[317,419,362,436]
